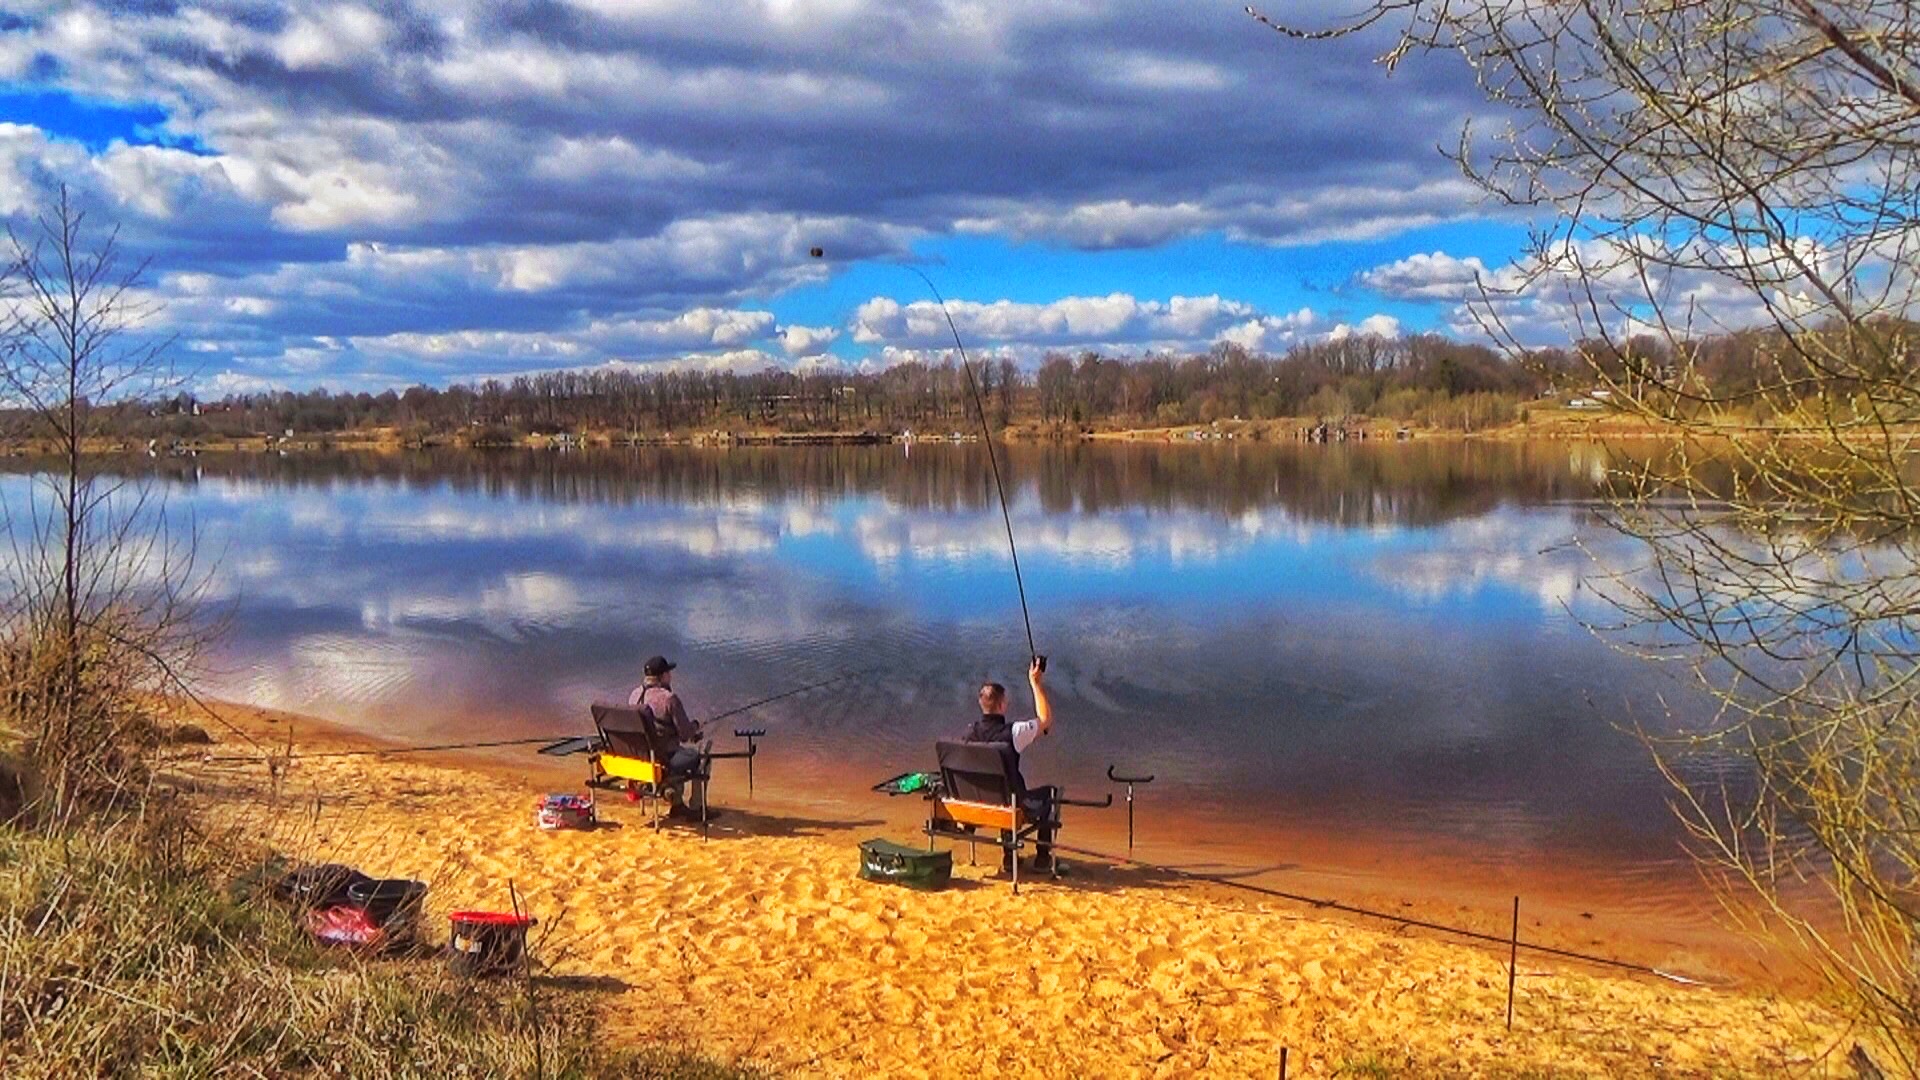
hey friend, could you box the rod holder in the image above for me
[735,728,766,796]
[1107,765,1156,853]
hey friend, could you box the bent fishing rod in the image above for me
[813,248,1042,666]
[909,265,1039,664]
[191,666,875,764]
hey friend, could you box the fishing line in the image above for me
[904,264,1039,662]
[693,665,878,726]
[1043,840,1713,985]
[809,248,1038,661]
[189,667,873,764]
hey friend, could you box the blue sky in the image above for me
[0,2,1562,393]
[0,89,207,153]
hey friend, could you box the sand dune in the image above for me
[176,704,1850,1078]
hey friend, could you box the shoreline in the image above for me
[5,410,1876,458]
[164,698,1851,1076]
[207,700,1797,989]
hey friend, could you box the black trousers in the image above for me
[665,746,706,809]
[1001,785,1058,866]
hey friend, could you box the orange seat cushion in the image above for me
[933,799,1024,831]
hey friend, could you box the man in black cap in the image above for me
[629,655,707,818]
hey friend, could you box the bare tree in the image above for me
[1257,0,1920,1068]
[0,187,211,817]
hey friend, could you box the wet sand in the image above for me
[171,701,1853,1077]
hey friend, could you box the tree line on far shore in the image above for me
[60,321,1909,444]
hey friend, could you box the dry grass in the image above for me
[0,789,763,1078]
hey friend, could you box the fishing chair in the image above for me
[587,703,706,834]
[585,704,758,839]
[925,740,1107,894]
[587,703,673,828]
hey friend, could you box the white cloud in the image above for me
[1217,308,1321,352]
[1356,252,1494,300]
[529,135,709,183]
[202,371,288,396]
[957,200,1217,250]
[959,179,1489,251]
[1097,52,1233,93]
[275,6,392,73]
[779,324,840,357]
[851,292,1263,348]
[1359,235,1894,347]
[1327,313,1402,341]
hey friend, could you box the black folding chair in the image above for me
[925,740,1107,894]
[585,704,759,841]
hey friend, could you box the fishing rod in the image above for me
[191,666,873,764]
[701,665,878,726]
[909,266,1040,664]
[813,248,1040,665]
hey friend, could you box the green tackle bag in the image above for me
[858,838,952,891]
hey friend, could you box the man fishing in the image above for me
[962,657,1060,874]
[629,655,709,819]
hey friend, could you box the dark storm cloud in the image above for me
[0,1,1490,386]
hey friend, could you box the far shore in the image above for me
[160,697,1858,1077]
[2,406,1871,458]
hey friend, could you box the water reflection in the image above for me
[107,440,1630,526]
[1,442,1724,898]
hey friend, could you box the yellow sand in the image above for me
[175,705,1851,1078]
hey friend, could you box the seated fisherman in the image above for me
[961,657,1059,874]
[629,655,709,819]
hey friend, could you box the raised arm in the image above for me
[1028,657,1053,736]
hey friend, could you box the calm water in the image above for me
[6,442,1732,902]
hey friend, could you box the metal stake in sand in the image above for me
[1108,765,1155,853]
[1506,895,1520,1030]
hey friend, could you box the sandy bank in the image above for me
[166,702,1851,1078]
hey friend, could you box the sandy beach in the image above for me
[169,702,1852,1078]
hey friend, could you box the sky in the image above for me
[0,1,1577,395]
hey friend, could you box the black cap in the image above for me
[643,655,675,677]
